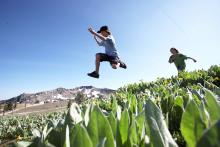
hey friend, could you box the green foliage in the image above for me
[86,105,114,147]
[69,124,93,147]
[202,88,220,124]
[181,99,206,147]
[1,65,220,147]
[0,111,65,143]
[145,99,178,147]
[196,120,220,147]
[119,109,130,146]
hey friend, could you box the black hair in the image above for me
[97,26,111,35]
[170,48,179,53]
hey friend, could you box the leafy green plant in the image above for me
[1,65,220,147]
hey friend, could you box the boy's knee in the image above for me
[96,53,101,60]
[111,64,117,69]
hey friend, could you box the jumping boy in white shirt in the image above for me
[88,26,127,78]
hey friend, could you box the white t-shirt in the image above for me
[98,35,119,57]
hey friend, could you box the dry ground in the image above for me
[1,101,68,116]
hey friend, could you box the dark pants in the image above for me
[97,53,120,65]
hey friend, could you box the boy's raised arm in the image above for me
[94,36,103,46]
[187,57,197,62]
[88,27,106,41]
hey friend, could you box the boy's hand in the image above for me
[169,55,175,63]
[193,59,197,62]
[88,27,95,34]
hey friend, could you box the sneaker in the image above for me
[87,71,99,78]
[119,61,127,69]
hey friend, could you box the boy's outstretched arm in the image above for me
[88,27,106,41]
[187,57,197,62]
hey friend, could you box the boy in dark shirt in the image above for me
[169,47,196,72]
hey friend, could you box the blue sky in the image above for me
[0,0,219,99]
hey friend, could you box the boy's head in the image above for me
[170,47,179,54]
[97,26,111,37]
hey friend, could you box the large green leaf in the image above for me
[47,123,66,147]
[119,109,130,145]
[181,99,206,147]
[28,125,54,147]
[196,120,220,147]
[84,104,91,127]
[42,124,53,141]
[47,129,63,147]
[145,99,178,147]
[136,110,145,141]
[63,125,70,147]
[65,103,83,127]
[107,112,117,138]
[128,115,138,146]
[111,97,118,115]
[128,94,137,115]
[69,124,93,147]
[203,88,220,124]
[116,105,122,120]
[198,102,210,128]
[86,105,115,147]
[147,117,165,147]
[137,98,144,113]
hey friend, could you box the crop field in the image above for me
[0,65,220,147]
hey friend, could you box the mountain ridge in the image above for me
[0,86,115,104]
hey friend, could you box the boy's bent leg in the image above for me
[111,63,120,69]
[119,60,127,69]
[88,53,109,78]
[109,56,126,69]
[95,53,101,74]
[87,53,103,78]
[95,53,109,73]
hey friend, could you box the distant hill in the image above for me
[0,86,115,104]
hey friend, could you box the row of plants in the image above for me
[0,65,219,147]
[0,111,65,144]
[118,65,220,94]
[13,85,220,147]
[114,65,220,146]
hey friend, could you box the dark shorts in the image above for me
[177,65,185,71]
[97,53,120,65]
